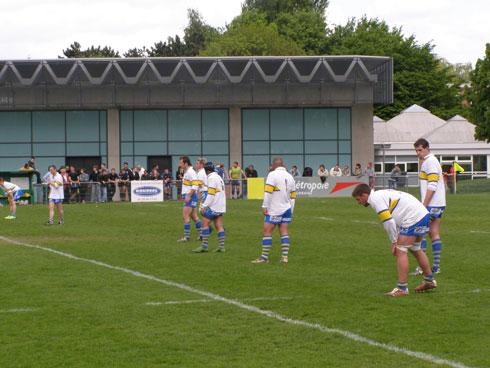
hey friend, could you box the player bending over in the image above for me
[352,184,437,296]
[177,156,204,242]
[193,162,226,253]
[0,177,22,220]
[252,157,296,264]
[45,165,64,225]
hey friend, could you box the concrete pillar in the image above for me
[107,108,120,171]
[229,107,242,167]
[351,104,374,169]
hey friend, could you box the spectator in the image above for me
[151,170,160,180]
[150,164,159,177]
[289,165,300,177]
[122,162,133,180]
[245,164,258,178]
[162,168,173,199]
[131,167,140,181]
[330,164,342,177]
[353,163,362,178]
[89,165,100,203]
[342,165,351,176]
[60,167,70,203]
[136,164,145,179]
[68,166,80,203]
[364,162,375,189]
[389,165,401,190]
[141,170,150,180]
[108,168,118,202]
[100,163,109,174]
[318,164,329,183]
[26,156,42,183]
[119,168,130,201]
[229,162,247,199]
[302,167,313,177]
[79,168,90,204]
[20,163,34,171]
[215,162,224,179]
[99,169,108,203]
[176,166,185,200]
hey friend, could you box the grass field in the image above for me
[1,194,489,367]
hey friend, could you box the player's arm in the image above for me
[241,169,247,179]
[423,164,440,207]
[262,175,275,215]
[288,176,296,213]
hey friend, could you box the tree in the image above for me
[148,36,189,57]
[200,22,305,57]
[467,43,490,142]
[61,42,120,58]
[242,0,329,22]
[325,17,462,120]
[183,9,220,56]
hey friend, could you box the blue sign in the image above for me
[134,186,162,196]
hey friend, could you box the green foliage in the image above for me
[0,196,489,367]
[201,22,305,57]
[242,0,329,22]
[467,43,490,142]
[325,17,463,120]
[61,42,120,58]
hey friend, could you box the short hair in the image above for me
[234,161,239,165]
[197,158,207,165]
[0,177,5,182]
[101,163,106,166]
[93,165,99,170]
[292,165,297,169]
[414,138,429,148]
[180,156,191,166]
[49,165,56,170]
[272,157,284,168]
[101,169,107,173]
[30,156,35,160]
[352,183,371,197]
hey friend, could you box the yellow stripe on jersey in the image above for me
[427,173,439,182]
[419,171,427,180]
[183,179,191,186]
[389,198,399,213]
[55,181,62,186]
[208,187,216,195]
[273,186,280,191]
[191,180,200,186]
[264,184,274,193]
[377,209,392,222]
[290,191,296,199]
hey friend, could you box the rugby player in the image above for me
[0,177,22,219]
[352,184,437,296]
[252,157,296,264]
[44,165,64,225]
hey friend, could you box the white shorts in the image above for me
[396,242,422,253]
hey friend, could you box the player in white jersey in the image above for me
[45,165,65,225]
[352,184,438,296]
[195,158,213,241]
[177,156,204,242]
[0,177,22,219]
[193,162,227,253]
[252,157,296,264]
[411,138,446,275]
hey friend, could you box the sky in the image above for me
[0,0,488,65]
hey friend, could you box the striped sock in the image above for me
[280,234,290,259]
[424,274,434,283]
[195,220,202,236]
[218,231,225,248]
[421,238,427,253]
[431,238,442,271]
[397,281,408,291]
[261,236,272,260]
[201,227,210,249]
[184,222,191,239]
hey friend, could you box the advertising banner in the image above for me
[294,176,369,198]
[131,180,164,202]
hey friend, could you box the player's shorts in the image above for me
[203,208,224,220]
[183,193,198,208]
[231,180,240,186]
[200,191,208,202]
[399,214,430,237]
[396,242,422,253]
[264,208,292,224]
[427,206,445,219]
[12,189,22,201]
[49,198,63,204]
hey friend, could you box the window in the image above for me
[407,163,419,172]
[473,155,488,172]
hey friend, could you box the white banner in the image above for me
[131,180,164,202]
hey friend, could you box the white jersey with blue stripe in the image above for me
[262,167,296,216]
[182,167,199,195]
[1,181,20,194]
[368,189,428,243]
[419,153,445,207]
[202,172,226,213]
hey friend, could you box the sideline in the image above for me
[0,235,475,368]
[146,296,294,306]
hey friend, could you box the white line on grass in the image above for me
[146,296,294,306]
[0,308,36,313]
[314,217,335,221]
[469,230,490,234]
[0,235,475,368]
[437,289,490,294]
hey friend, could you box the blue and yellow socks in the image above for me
[424,274,434,283]
[397,281,408,291]
[218,231,225,249]
[431,238,442,272]
[260,236,272,261]
[201,227,210,249]
[421,238,427,253]
[184,222,191,239]
[281,234,290,260]
[195,220,202,236]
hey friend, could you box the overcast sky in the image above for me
[0,0,488,65]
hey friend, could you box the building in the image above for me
[0,56,393,176]
[374,104,490,182]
